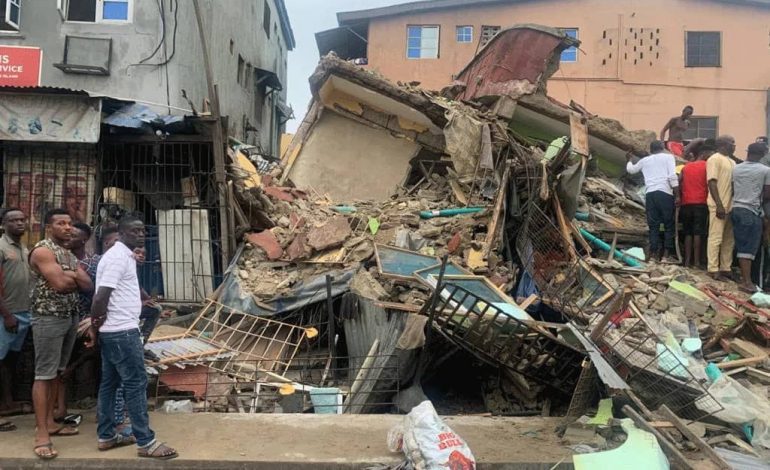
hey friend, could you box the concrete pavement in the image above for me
[0,411,574,469]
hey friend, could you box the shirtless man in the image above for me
[661,106,694,157]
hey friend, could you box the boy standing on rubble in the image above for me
[626,140,680,263]
[679,139,715,268]
[731,142,770,293]
[707,136,737,280]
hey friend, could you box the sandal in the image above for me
[34,442,58,460]
[138,440,178,460]
[0,420,16,432]
[54,413,82,427]
[49,426,79,437]
[99,433,137,451]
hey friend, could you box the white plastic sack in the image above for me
[388,401,476,470]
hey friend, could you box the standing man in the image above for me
[679,140,715,268]
[28,209,93,460]
[660,105,694,157]
[731,142,770,292]
[0,208,32,432]
[626,140,680,263]
[87,215,177,460]
[707,136,738,280]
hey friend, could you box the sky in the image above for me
[284,0,413,133]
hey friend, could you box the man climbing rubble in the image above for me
[626,140,680,263]
[707,135,737,281]
[731,142,770,293]
[660,105,693,157]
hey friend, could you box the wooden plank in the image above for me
[658,405,731,470]
[553,196,577,261]
[747,367,770,383]
[482,161,511,259]
[622,405,696,470]
[729,338,768,359]
[715,356,766,370]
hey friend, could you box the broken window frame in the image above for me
[685,31,721,67]
[455,25,473,43]
[682,116,719,140]
[479,25,500,48]
[560,28,579,63]
[406,25,439,60]
[0,0,20,31]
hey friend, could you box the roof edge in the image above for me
[337,0,770,24]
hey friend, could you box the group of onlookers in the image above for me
[630,105,770,292]
[0,209,177,460]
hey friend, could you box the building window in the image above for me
[407,25,439,59]
[685,32,721,67]
[456,26,473,43]
[237,55,245,85]
[683,116,718,140]
[0,0,21,31]
[263,1,271,38]
[65,0,132,23]
[560,28,578,62]
[480,25,500,47]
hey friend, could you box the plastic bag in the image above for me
[388,401,476,470]
[160,399,193,413]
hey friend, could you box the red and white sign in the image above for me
[0,46,42,87]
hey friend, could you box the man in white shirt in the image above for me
[86,216,177,460]
[626,140,681,263]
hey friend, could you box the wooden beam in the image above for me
[658,405,731,470]
[622,405,696,470]
[715,356,766,370]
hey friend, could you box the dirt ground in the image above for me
[0,411,572,466]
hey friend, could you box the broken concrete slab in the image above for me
[245,231,284,261]
[307,217,353,251]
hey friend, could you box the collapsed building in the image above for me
[142,25,770,468]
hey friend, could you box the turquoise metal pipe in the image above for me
[419,207,485,219]
[578,228,643,268]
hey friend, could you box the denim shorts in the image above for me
[31,315,78,380]
[0,311,30,360]
[732,207,763,260]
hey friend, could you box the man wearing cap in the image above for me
[731,142,770,292]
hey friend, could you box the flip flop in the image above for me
[99,434,136,451]
[54,414,82,427]
[49,426,79,437]
[0,420,16,432]
[138,441,178,460]
[34,442,58,460]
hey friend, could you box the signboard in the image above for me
[0,46,42,87]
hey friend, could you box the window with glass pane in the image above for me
[1,0,21,30]
[560,29,578,62]
[456,26,472,43]
[686,32,721,67]
[103,0,129,20]
[407,25,439,59]
[682,117,718,140]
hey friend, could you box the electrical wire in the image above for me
[131,0,178,68]
[136,0,166,64]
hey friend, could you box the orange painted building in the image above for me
[317,0,770,151]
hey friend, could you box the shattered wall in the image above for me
[288,112,419,201]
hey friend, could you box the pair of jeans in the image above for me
[645,190,676,255]
[97,328,155,447]
[114,304,162,425]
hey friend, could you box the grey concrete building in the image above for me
[0,0,295,156]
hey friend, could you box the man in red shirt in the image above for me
[679,139,716,267]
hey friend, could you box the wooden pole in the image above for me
[192,0,233,268]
